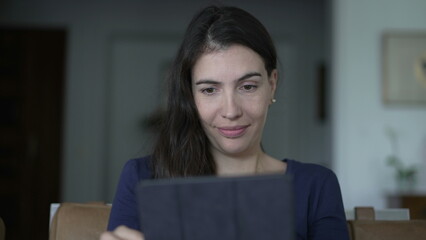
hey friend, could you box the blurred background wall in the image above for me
[0,0,331,203]
[0,0,425,238]
[332,0,426,211]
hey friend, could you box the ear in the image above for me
[269,69,278,99]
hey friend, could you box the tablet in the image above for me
[137,174,295,240]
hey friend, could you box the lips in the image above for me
[217,125,249,138]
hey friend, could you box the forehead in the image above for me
[192,44,266,81]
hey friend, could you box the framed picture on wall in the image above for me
[382,32,426,104]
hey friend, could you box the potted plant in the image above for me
[385,128,417,193]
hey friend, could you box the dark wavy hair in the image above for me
[152,5,277,178]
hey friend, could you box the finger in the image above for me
[100,231,122,240]
[114,225,144,240]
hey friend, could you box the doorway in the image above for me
[0,28,65,240]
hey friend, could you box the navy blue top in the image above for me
[108,157,349,240]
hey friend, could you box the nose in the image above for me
[221,93,242,120]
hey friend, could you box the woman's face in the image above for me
[192,44,277,157]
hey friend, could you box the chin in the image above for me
[216,141,253,156]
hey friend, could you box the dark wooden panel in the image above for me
[388,194,426,220]
[0,28,65,240]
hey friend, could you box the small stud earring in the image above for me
[272,98,276,103]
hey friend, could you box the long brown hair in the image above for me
[152,5,277,178]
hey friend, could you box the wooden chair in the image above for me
[49,202,111,240]
[348,207,426,240]
[49,203,426,240]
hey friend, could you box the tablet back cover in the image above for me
[137,174,294,240]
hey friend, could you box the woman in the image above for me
[101,5,349,240]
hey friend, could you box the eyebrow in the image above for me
[194,72,262,85]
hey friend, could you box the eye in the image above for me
[201,87,217,95]
[240,84,257,92]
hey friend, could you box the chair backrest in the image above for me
[348,207,426,240]
[49,203,426,240]
[49,202,111,240]
[345,207,410,220]
[0,217,5,240]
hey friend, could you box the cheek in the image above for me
[195,99,215,123]
[244,95,270,118]
[245,102,269,120]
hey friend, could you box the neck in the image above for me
[213,148,266,176]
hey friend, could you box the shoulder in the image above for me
[108,156,152,231]
[284,160,348,239]
[121,156,153,181]
[285,159,341,196]
[285,159,335,180]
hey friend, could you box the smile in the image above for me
[217,125,249,138]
